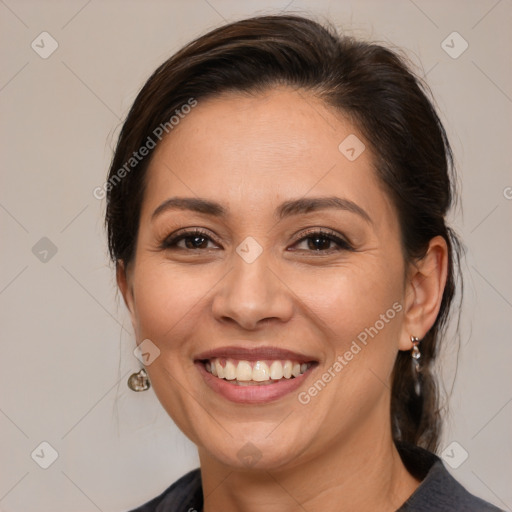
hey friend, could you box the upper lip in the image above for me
[194,346,318,363]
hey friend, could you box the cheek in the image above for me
[130,258,216,344]
[289,259,404,426]
[290,259,404,347]
[288,258,406,416]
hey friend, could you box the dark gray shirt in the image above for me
[128,443,503,511]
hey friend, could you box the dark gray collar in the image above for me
[128,442,503,511]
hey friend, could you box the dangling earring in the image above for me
[127,368,150,392]
[410,336,422,396]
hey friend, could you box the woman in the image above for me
[105,14,502,512]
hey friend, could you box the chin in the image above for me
[197,426,316,472]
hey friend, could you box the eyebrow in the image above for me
[151,196,372,224]
[276,196,372,224]
[152,197,226,219]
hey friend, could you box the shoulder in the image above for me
[126,468,202,512]
[396,442,504,512]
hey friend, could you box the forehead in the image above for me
[141,87,393,224]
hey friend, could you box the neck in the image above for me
[199,413,420,512]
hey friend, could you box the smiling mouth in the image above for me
[200,358,316,386]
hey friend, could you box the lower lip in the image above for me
[195,362,314,404]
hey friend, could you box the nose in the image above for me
[211,249,294,330]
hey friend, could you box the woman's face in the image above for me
[120,87,413,470]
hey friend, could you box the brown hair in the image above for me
[105,14,462,452]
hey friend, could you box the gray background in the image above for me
[0,0,511,510]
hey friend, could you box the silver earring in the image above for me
[411,336,421,396]
[127,368,150,392]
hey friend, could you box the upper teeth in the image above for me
[205,358,310,382]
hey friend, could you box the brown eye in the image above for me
[182,234,210,249]
[161,229,220,250]
[305,235,333,251]
[291,229,353,253]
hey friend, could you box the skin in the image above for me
[118,87,448,512]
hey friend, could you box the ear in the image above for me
[399,235,449,351]
[116,260,137,330]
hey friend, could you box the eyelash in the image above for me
[160,227,354,254]
[291,228,354,253]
